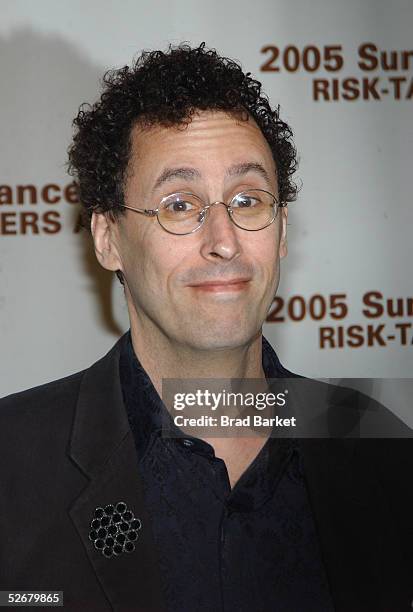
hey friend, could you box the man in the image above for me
[0,44,412,612]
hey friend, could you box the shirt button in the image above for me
[182,438,194,448]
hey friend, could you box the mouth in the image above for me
[188,278,251,293]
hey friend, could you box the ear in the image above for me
[90,211,123,273]
[279,205,288,259]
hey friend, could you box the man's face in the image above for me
[96,110,287,351]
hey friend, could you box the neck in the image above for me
[129,323,265,398]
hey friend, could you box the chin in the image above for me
[182,323,260,352]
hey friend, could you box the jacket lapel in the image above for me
[299,437,407,612]
[67,335,166,612]
[299,438,370,611]
[290,378,411,611]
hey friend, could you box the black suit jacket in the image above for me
[0,334,412,611]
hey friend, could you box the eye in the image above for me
[161,193,204,220]
[231,194,261,208]
[165,199,195,213]
[159,193,204,233]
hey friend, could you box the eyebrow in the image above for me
[153,167,201,191]
[226,162,273,187]
[152,161,273,191]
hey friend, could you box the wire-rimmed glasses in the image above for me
[120,189,284,235]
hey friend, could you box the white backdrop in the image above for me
[1,0,412,397]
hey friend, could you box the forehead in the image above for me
[127,110,276,184]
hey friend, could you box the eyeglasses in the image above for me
[121,189,284,235]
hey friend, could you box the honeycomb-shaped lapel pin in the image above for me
[89,501,142,558]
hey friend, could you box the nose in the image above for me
[199,201,242,262]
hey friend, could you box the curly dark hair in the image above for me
[68,43,298,226]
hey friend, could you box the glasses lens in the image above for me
[159,193,204,234]
[230,190,277,230]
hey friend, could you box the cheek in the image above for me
[125,233,186,294]
[250,231,279,274]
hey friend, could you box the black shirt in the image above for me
[120,332,334,612]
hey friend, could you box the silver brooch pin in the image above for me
[88,501,142,558]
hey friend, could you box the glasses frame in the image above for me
[120,189,285,235]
